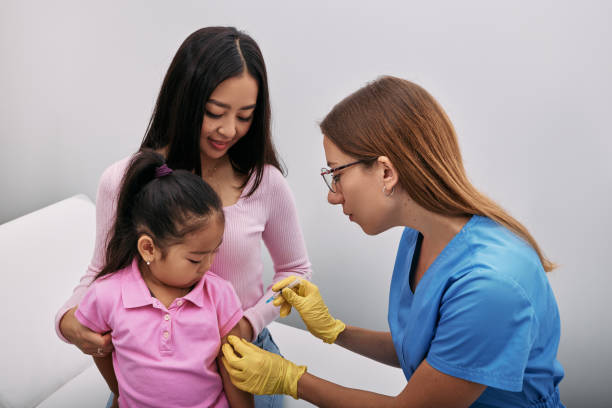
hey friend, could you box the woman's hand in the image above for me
[272,277,345,344]
[221,335,306,399]
[59,307,113,356]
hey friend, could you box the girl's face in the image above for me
[323,135,391,235]
[200,72,259,160]
[149,214,225,289]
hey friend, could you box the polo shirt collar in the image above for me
[121,258,206,309]
[182,275,205,308]
[122,259,155,309]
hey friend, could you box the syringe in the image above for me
[265,278,301,303]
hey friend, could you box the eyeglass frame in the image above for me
[320,158,377,193]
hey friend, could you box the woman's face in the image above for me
[323,135,390,235]
[200,72,259,161]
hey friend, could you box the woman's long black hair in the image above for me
[141,26,284,197]
[97,150,223,279]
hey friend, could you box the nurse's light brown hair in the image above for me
[320,76,555,272]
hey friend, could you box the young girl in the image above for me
[75,150,253,408]
[57,26,310,408]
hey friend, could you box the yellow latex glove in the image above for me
[272,277,346,344]
[221,335,306,399]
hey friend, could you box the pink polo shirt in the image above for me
[56,159,312,343]
[75,259,243,408]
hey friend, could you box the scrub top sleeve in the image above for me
[426,270,537,392]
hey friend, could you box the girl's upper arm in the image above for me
[218,323,254,408]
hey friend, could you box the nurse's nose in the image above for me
[327,189,343,205]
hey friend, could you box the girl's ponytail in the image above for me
[97,149,223,279]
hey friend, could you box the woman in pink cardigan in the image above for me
[55,26,311,408]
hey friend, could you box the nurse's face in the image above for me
[323,135,390,235]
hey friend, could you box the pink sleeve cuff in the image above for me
[74,308,106,334]
[220,309,244,338]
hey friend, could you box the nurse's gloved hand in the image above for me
[221,335,307,399]
[272,277,346,344]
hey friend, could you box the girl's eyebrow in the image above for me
[207,99,256,111]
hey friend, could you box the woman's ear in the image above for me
[137,235,157,264]
[377,156,399,191]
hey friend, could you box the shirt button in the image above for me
[164,314,170,321]
[163,331,169,339]
[177,300,183,306]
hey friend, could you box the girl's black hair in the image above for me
[97,150,224,279]
[141,26,284,197]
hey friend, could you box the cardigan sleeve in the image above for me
[242,166,312,337]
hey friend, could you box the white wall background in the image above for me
[1,0,610,406]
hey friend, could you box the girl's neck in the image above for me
[138,259,192,309]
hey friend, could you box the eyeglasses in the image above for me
[320,159,375,193]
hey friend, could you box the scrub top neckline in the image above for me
[408,215,477,295]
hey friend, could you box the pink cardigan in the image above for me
[55,156,312,340]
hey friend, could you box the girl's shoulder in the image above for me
[85,268,128,307]
[91,265,130,288]
[202,272,241,299]
[202,271,234,291]
[82,266,132,313]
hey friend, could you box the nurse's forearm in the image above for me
[297,361,484,408]
[298,372,396,408]
[334,325,400,368]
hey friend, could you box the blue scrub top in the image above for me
[388,216,565,408]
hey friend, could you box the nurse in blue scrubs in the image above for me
[221,76,565,408]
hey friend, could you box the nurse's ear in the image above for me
[377,156,399,196]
